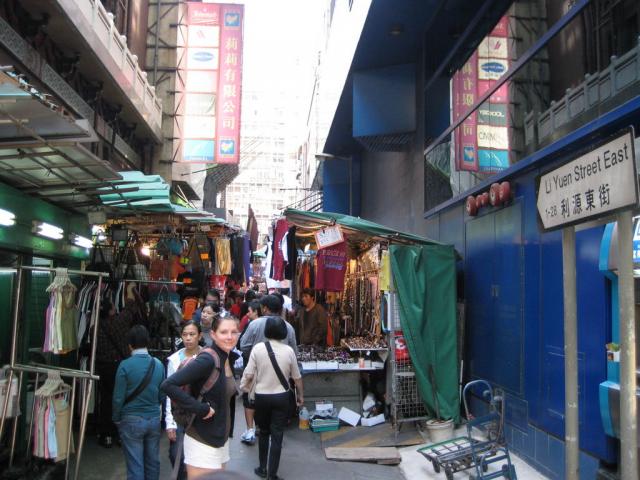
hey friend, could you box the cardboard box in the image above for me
[361,413,385,427]
[338,407,361,427]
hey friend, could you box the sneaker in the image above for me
[241,428,256,445]
[254,467,267,478]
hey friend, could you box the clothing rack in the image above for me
[123,278,184,286]
[0,264,109,480]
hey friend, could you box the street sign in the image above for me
[536,129,638,231]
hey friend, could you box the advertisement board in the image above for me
[181,3,243,164]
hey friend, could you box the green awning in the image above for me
[283,208,443,245]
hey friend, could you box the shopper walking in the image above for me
[165,320,203,480]
[240,316,304,480]
[161,314,240,479]
[238,300,262,445]
[112,325,165,480]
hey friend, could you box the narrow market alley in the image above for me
[76,396,405,480]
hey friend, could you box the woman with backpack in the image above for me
[165,320,203,480]
[161,313,240,479]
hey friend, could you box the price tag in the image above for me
[314,225,344,249]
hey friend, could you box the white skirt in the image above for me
[183,434,230,469]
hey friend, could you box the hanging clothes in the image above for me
[44,272,79,354]
[284,226,297,280]
[315,241,348,292]
[271,218,289,280]
[243,235,251,285]
[215,238,232,275]
[33,377,73,461]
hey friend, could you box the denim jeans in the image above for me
[118,415,161,480]
[168,426,187,480]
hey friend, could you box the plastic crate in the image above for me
[310,418,340,432]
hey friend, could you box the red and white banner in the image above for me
[181,3,243,164]
[452,15,510,173]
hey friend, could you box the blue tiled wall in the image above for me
[505,422,601,479]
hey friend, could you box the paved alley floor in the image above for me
[75,397,404,480]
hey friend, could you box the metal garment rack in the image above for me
[386,292,428,435]
[0,265,108,480]
[123,278,184,286]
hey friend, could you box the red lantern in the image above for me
[475,195,482,210]
[480,192,489,207]
[489,183,502,206]
[499,181,511,203]
[466,196,478,216]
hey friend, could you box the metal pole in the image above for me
[89,275,103,376]
[9,260,25,367]
[64,377,77,480]
[8,370,23,466]
[617,210,638,480]
[348,156,353,216]
[75,378,93,480]
[25,372,40,459]
[562,226,579,480]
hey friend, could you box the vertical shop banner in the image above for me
[477,15,510,173]
[457,52,479,172]
[215,4,244,164]
[452,15,510,173]
[182,3,243,164]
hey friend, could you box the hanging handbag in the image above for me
[264,341,297,416]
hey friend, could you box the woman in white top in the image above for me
[165,320,202,480]
[240,317,303,480]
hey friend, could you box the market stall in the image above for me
[275,209,460,428]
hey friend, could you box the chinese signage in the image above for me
[452,15,510,173]
[536,129,638,231]
[182,3,243,164]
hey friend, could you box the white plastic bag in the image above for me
[0,366,21,418]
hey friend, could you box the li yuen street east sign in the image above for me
[536,128,638,232]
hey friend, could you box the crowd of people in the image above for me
[106,286,311,480]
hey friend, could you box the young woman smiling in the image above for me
[161,315,240,479]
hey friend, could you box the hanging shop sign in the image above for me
[536,128,638,231]
[452,15,510,173]
[181,3,244,164]
[315,225,344,249]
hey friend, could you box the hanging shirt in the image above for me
[271,219,289,281]
[315,241,348,292]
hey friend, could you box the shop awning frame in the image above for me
[283,208,445,246]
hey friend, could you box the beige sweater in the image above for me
[241,340,301,395]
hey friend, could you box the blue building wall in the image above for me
[424,162,618,477]
[322,156,361,216]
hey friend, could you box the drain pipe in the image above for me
[153,0,161,84]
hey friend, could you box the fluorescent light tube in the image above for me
[0,208,15,226]
[33,221,64,240]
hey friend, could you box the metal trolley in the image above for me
[419,379,517,480]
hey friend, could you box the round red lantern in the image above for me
[466,196,478,216]
[489,183,502,206]
[499,181,511,203]
[480,192,490,207]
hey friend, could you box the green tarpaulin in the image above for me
[390,244,459,423]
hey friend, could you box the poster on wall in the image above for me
[181,3,244,164]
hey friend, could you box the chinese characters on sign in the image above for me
[536,130,638,231]
[182,3,243,164]
[452,15,510,173]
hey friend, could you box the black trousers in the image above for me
[96,360,119,437]
[254,392,290,478]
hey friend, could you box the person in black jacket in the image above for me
[161,314,240,478]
